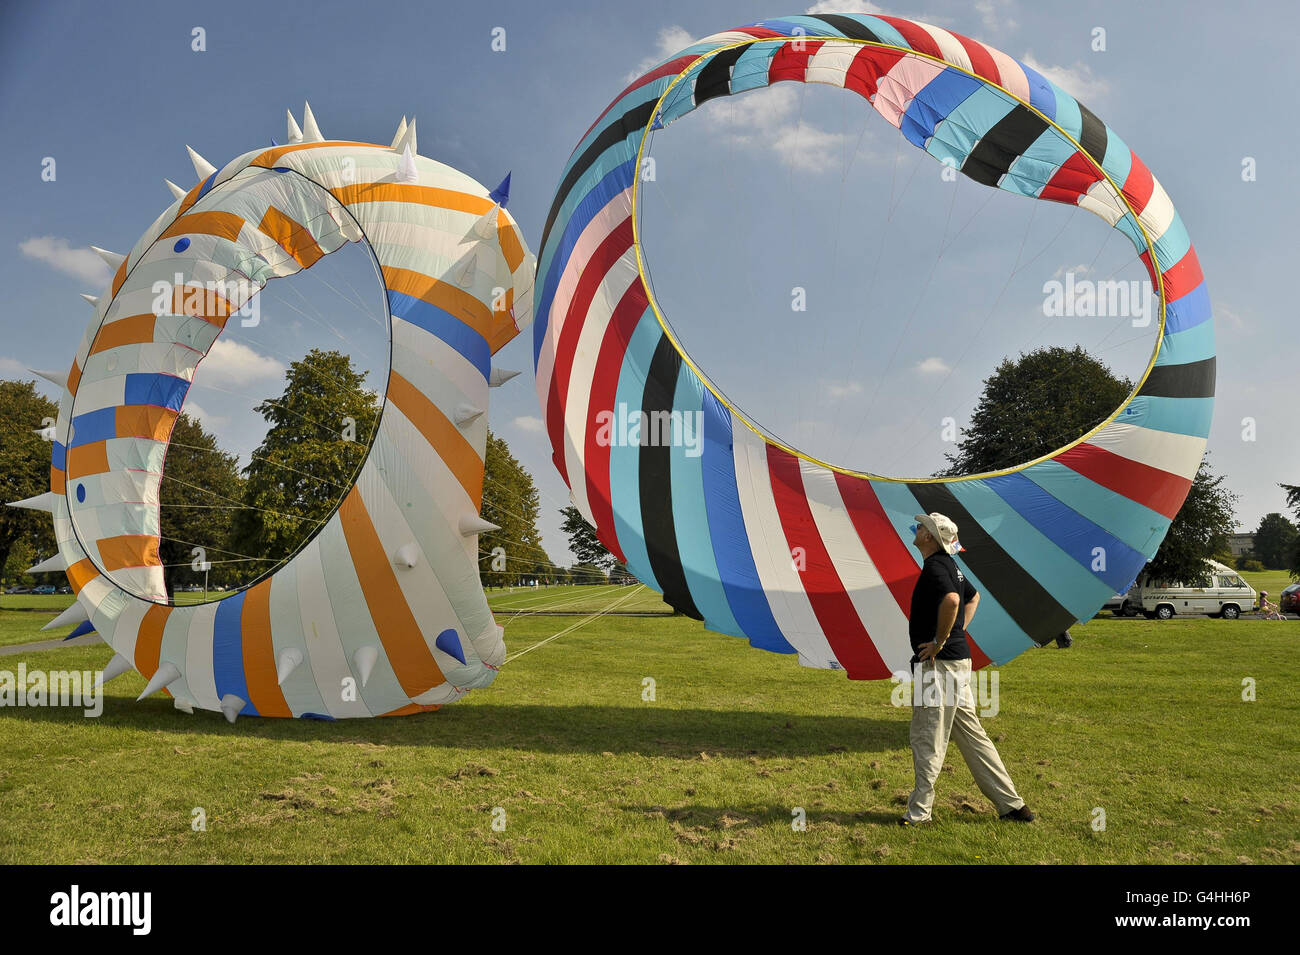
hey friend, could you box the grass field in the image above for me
[1,604,1296,864]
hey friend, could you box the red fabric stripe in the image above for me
[1160,245,1204,302]
[1043,151,1102,204]
[1120,151,1155,215]
[581,55,698,145]
[768,39,822,82]
[1139,250,1159,288]
[844,45,907,100]
[951,32,1000,85]
[878,16,943,59]
[766,446,890,679]
[1056,443,1193,520]
[834,474,991,670]
[582,277,650,565]
[543,216,635,485]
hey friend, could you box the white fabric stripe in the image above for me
[1138,176,1176,242]
[983,46,1029,103]
[805,41,859,87]
[873,56,946,127]
[729,419,837,667]
[102,567,165,603]
[179,602,220,710]
[915,23,973,73]
[389,317,484,439]
[102,596,150,673]
[1088,422,1205,481]
[1079,179,1128,227]
[800,463,914,674]
[562,255,641,525]
[294,534,371,718]
[266,556,327,719]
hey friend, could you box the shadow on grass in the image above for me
[0,700,904,757]
[619,804,1001,830]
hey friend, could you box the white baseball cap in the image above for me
[912,512,962,555]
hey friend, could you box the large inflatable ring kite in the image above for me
[15,107,536,720]
[534,14,1213,677]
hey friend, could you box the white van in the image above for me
[1126,559,1257,620]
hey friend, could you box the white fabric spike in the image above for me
[186,145,217,180]
[301,101,323,142]
[26,553,67,575]
[7,492,58,512]
[174,697,195,714]
[473,203,501,239]
[454,253,476,288]
[459,515,500,537]
[220,693,245,723]
[395,116,417,156]
[390,116,409,149]
[488,368,521,388]
[353,645,379,688]
[286,109,303,144]
[33,426,56,441]
[393,542,421,569]
[396,144,418,183]
[164,178,187,200]
[453,403,484,427]
[95,654,133,688]
[276,648,304,686]
[29,368,67,389]
[80,293,99,308]
[41,599,88,631]
[90,246,125,269]
[136,662,181,700]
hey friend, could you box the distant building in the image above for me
[1228,533,1255,559]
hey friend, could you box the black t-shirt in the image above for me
[908,551,975,663]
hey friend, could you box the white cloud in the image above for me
[626,25,697,82]
[195,339,284,388]
[826,379,864,400]
[975,0,1017,34]
[19,236,112,286]
[711,85,853,174]
[806,0,883,13]
[1020,54,1110,103]
[0,356,31,378]
[917,356,951,374]
[181,401,226,430]
[1054,262,1093,278]
[513,415,546,433]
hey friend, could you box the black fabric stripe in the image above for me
[807,14,883,43]
[909,483,1077,644]
[1076,102,1108,167]
[695,45,749,105]
[1138,357,1216,399]
[961,104,1050,187]
[639,334,703,620]
[538,99,658,261]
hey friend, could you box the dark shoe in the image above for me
[897,817,929,827]
[1055,631,1073,648]
[1000,805,1035,822]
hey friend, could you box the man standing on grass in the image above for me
[899,512,1034,827]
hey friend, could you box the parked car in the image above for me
[1132,559,1257,620]
[1280,583,1300,615]
[1105,591,1137,616]
[56,585,71,594]
[5,585,31,594]
[32,585,57,595]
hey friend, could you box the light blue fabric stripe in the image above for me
[1157,317,1216,367]
[608,315,662,593]
[1020,459,1170,558]
[1118,395,1214,440]
[1003,127,1078,197]
[1152,210,1191,269]
[1098,126,1132,188]
[900,68,983,147]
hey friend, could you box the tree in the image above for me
[942,345,1132,476]
[569,561,607,585]
[560,504,617,573]
[480,430,550,587]
[230,349,380,576]
[1144,455,1239,584]
[1282,484,1300,581]
[1249,512,1298,570]
[0,379,58,596]
[158,413,245,595]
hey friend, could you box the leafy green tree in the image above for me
[1145,455,1239,584]
[480,430,550,587]
[1249,512,1298,570]
[560,504,616,573]
[942,346,1132,476]
[1282,484,1300,580]
[230,349,379,574]
[0,379,58,596]
[158,413,245,595]
[569,561,607,585]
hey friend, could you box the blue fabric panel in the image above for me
[124,373,188,411]
[212,590,256,717]
[389,293,489,379]
[900,68,983,147]
[69,407,117,447]
[1020,460,1171,558]
[1164,281,1211,335]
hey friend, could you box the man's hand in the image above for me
[917,641,942,661]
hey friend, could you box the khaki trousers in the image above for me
[905,657,1024,822]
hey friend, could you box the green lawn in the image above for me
[488,583,673,614]
[0,610,1295,864]
[1239,569,1297,602]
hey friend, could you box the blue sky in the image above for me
[2,0,1296,565]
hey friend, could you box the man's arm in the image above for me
[919,592,960,661]
[964,590,980,628]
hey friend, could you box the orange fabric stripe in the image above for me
[248,140,377,168]
[382,265,493,340]
[66,440,110,478]
[116,405,179,442]
[160,210,245,244]
[169,283,233,327]
[380,702,441,717]
[111,258,129,297]
[66,558,98,594]
[258,205,326,269]
[497,210,525,272]
[133,603,172,677]
[91,314,156,354]
[50,466,65,495]
[329,181,494,217]
[96,535,161,571]
[385,369,483,508]
[240,579,291,717]
[338,487,446,697]
[67,360,82,396]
